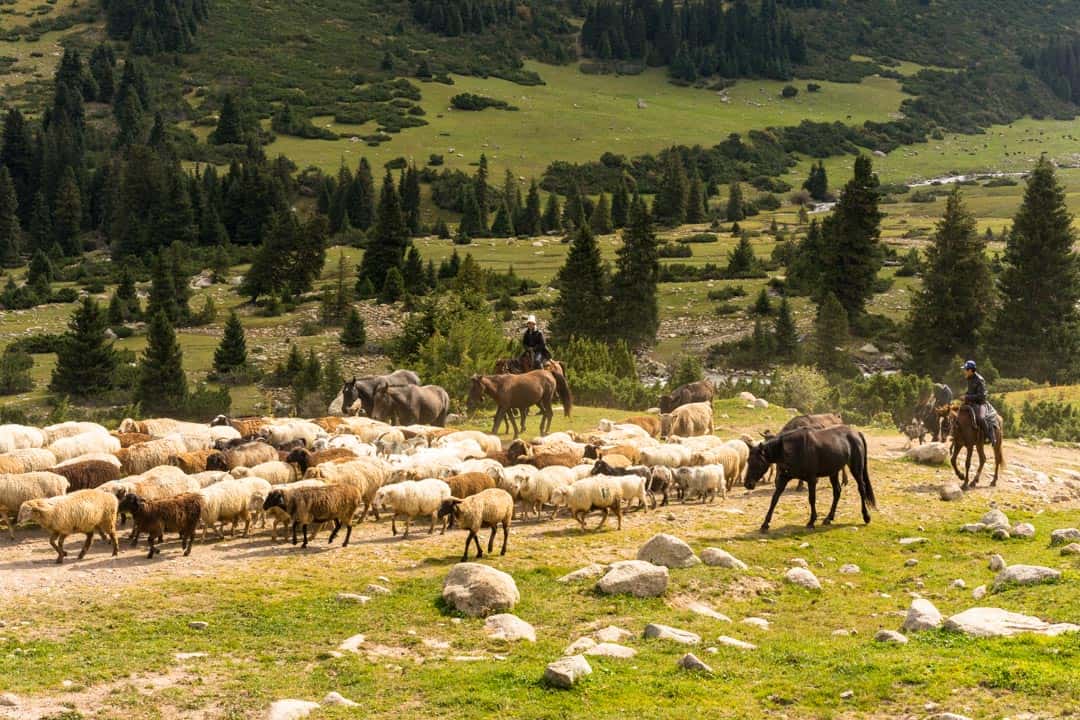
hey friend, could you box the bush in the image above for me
[769,365,830,413]
[756,193,782,211]
[781,85,799,98]
[806,83,821,92]
[450,93,518,111]
[668,356,703,390]
[50,287,79,303]
[678,233,718,244]
[7,332,65,354]
[1016,399,1080,442]
[707,285,746,301]
[428,154,444,166]
[838,372,932,426]
[0,347,34,395]
[658,242,692,258]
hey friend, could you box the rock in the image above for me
[742,617,770,630]
[1060,543,1080,556]
[682,600,731,622]
[874,629,909,645]
[972,585,987,600]
[585,643,637,659]
[596,560,669,598]
[939,483,964,501]
[788,557,808,569]
[738,391,756,403]
[678,653,714,672]
[442,563,520,617]
[838,563,860,575]
[1011,523,1036,539]
[366,584,391,595]
[564,637,597,655]
[338,634,365,653]
[988,554,1006,571]
[188,621,208,630]
[904,558,919,567]
[981,508,1010,527]
[483,614,536,642]
[960,523,986,533]
[992,528,1011,541]
[950,578,967,590]
[594,626,632,643]
[336,593,371,604]
[753,398,770,409]
[1051,528,1080,546]
[832,628,857,636]
[716,635,757,650]
[840,690,854,699]
[700,547,748,570]
[902,599,943,632]
[785,567,821,590]
[174,652,207,660]
[859,343,879,354]
[266,699,320,720]
[904,443,949,465]
[926,714,972,720]
[558,564,607,583]
[898,537,928,545]
[993,564,1061,590]
[322,692,358,707]
[637,533,701,569]
[0,693,18,707]
[643,623,701,645]
[944,607,1080,637]
[544,655,592,688]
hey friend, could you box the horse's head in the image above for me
[466,375,485,414]
[341,377,358,409]
[744,443,772,490]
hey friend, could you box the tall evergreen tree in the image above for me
[561,184,587,231]
[214,311,248,374]
[503,169,520,222]
[685,165,705,223]
[210,93,245,145]
[402,245,425,295]
[906,188,993,376]
[774,296,798,360]
[803,160,829,201]
[991,156,1080,382]
[50,297,117,396]
[653,152,688,225]
[0,167,19,267]
[726,234,758,277]
[136,311,187,414]
[786,219,823,295]
[474,153,490,231]
[458,184,485,238]
[380,266,405,304]
[348,158,376,230]
[27,191,51,255]
[26,250,53,299]
[590,192,613,234]
[551,222,607,344]
[541,192,561,233]
[725,181,745,222]
[114,266,141,320]
[817,156,882,318]
[89,44,116,103]
[400,164,422,235]
[1,109,34,226]
[520,181,542,236]
[52,167,82,255]
[341,307,366,349]
[608,194,659,347]
[814,292,851,375]
[357,170,409,291]
[490,202,515,237]
[146,251,180,322]
[611,175,630,229]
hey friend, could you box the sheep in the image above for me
[318,434,378,456]
[551,476,624,531]
[444,472,497,500]
[42,421,109,445]
[231,461,298,485]
[690,445,742,493]
[111,431,153,448]
[311,416,348,433]
[584,443,642,465]
[661,401,714,438]
[119,418,223,438]
[0,424,46,453]
[261,480,326,541]
[205,442,278,471]
[48,431,121,463]
[497,464,536,507]
[50,459,122,491]
[102,470,201,539]
[0,471,70,539]
[437,488,514,561]
[519,466,574,521]
[613,473,650,511]
[118,492,205,558]
[639,444,694,468]
[332,420,395,444]
[263,483,361,548]
[721,438,749,490]
[115,436,188,476]
[55,452,121,470]
[210,415,270,439]
[485,437,530,466]
[285,447,358,474]
[457,458,504,483]
[388,451,461,482]
[674,464,726,504]
[258,420,326,449]
[169,449,217,474]
[374,429,407,457]
[190,470,232,488]
[620,415,662,438]
[0,448,57,473]
[435,431,502,455]
[305,457,392,522]
[372,478,451,537]
[16,490,119,563]
[647,466,674,507]
[526,451,584,469]
[197,477,271,540]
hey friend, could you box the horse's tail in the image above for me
[858,431,877,510]
[552,369,573,417]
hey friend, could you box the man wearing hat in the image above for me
[961,360,994,445]
[523,315,549,370]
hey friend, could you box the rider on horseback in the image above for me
[962,360,995,446]
[523,315,550,370]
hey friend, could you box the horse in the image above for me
[658,379,715,414]
[946,403,1004,489]
[468,369,572,437]
[341,370,421,417]
[765,413,845,490]
[493,352,564,376]
[371,384,450,427]
[745,425,876,533]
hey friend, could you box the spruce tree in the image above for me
[1,108,34,226]
[608,194,659,347]
[400,164,422,235]
[433,217,451,239]
[52,168,82,255]
[136,311,187,414]
[774,296,798,360]
[50,297,117,396]
[27,250,54,299]
[357,169,408,292]
[380,266,405,303]
[402,245,425,295]
[725,181,745,222]
[348,158,376,230]
[752,288,772,315]
[474,153,489,230]
[611,175,630,228]
[814,292,851,375]
[28,191,50,254]
[653,152,688,225]
[541,192,561,233]
[490,202,515,237]
[115,266,140,319]
[685,166,705,223]
[107,292,125,326]
[520,181,542,236]
[503,169,520,222]
[321,355,344,404]
[726,234,757,277]
[803,161,829,201]
[786,219,823,295]
[331,252,352,319]
[590,192,613,234]
[458,185,485,237]
[561,183,586,231]
[906,188,993,376]
[341,307,366,349]
[213,311,248,374]
[0,167,18,267]
[751,318,774,367]
[210,93,245,145]
[167,242,192,323]
[146,251,179,323]
[551,222,607,344]
[817,155,882,318]
[991,156,1080,382]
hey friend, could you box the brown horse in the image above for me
[468,369,573,437]
[946,403,1004,489]
[493,351,565,376]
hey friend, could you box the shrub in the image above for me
[428,154,444,166]
[707,285,746,301]
[0,347,34,395]
[781,85,799,98]
[668,355,703,390]
[769,365,830,413]
[658,242,692,258]
[450,93,518,111]
[756,193,782,211]
[806,83,821,92]
[838,372,932,426]
[678,233,718,244]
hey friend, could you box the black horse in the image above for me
[745,425,876,533]
[341,370,421,416]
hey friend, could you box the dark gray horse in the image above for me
[371,384,450,426]
[341,370,421,416]
[658,379,715,414]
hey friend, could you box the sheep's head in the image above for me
[262,489,286,512]
[285,448,310,471]
[437,497,463,519]
[205,452,229,471]
[209,414,230,427]
[117,493,144,515]
[17,499,49,525]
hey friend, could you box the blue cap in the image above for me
[962,360,977,370]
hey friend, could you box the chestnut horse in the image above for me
[945,403,1004,489]
[468,369,572,437]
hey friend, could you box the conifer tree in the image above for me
[52,167,82,255]
[27,250,53,299]
[28,191,50,254]
[321,355,344,404]
[114,266,140,319]
[402,245,425,295]
[685,165,705,223]
[1,108,34,226]
[167,242,192,323]
[210,93,245,145]
[590,192,613,234]
[611,175,630,228]
[725,181,745,222]
[50,297,117,396]
[400,164,422,235]
[107,293,125,326]
[541,192,561,233]
[786,219,823,295]
[803,161,829,201]
[357,169,408,291]
[817,156,882,318]
[551,222,607,344]
[726,234,758,277]
[474,153,490,230]
[750,318,774,367]
[331,252,352,320]
[608,194,659,347]
[136,310,187,414]
[774,296,798,360]
[752,288,772,315]
[458,184,485,238]
[341,307,366,349]
[490,202,515,237]
[519,181,542,236]
[561,183,587,231]
[0,167,18,267]
[147,251,179,323]
[653,152,688,225]
[380,266,405,304]
[503,169,520,222]
[814,292,851,375]
[213,311,248,375]
[348,158,376,230]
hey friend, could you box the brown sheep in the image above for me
[210,415,270,439]
[284,447,358,474]
[444,472,497,499]
[0,457,21,474]
[117,492,206,559]
[262,484,361,548]
[437,488,514,562]
[485,438,530,466]
[111,431,153,448]
[311,416,347,433]
[526,452,583,469]
[50,459,122,491]
[584,444,642,464]
[169,449,217,474]
[620,415,662,438]
[594,453,632,470]
[205,442,278,471]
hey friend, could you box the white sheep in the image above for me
[16,489,119,563]
[721,438,749,490]
[457,458,504,483]
[372,478,451,537]
[0,424,46,453]
[0,471,70,539]
[435,431,502,455]
[639,443,694,468]
[551,475,624,531]
[0,447,58,473]
[42,421,109,445]
[519,466,574,520]
[54,452,121,470]
[259,420,326,448]
[661,402,714,438]
[317,434,377,456]
[674,464,726,503]
[672,434,725,451]
[690,445,742,493]
[48,431,121,463]
[231,461,299,485]
[306,457,392,522]
[190,470,232,488]
[116,435,188,475]
[497,464,536,509]
[613,474,649,511]
[197,477,271,540]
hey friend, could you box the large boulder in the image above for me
[558,564,607,583]
[596,560,669,598]
[483,614,536,642]
[944,607,1080,638]
[266,700,320,720]
[1011,522,1036,539]
[442,563,520,617]
[544,655,592,688]
[643,623,701,645]
[980,508,1010,528]
[637,533,701,569]
[1051,528,1080,546]
[939,483,964,501]
[700,547,748,570]
[901,598,943,632]
[993,564,1061,590]
[785,567,822,590]
[905,442,950,465]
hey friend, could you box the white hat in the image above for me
[527,315,537,324]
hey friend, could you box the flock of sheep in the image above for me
[0,399,751,564]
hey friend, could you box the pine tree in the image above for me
[0,167,18,267]
[107,292,125,326]
[146,251,179,323]
[400,164,422,234]
[283,342,304,383]
[433,217,451,239]
[751,318,775,367]
[906,188,993,376]
[520,181,542,236]
[321,355,344,404]
[458,184,485,238]
[213,311,248,374]
[608,194,659,347]
[774,296,798,360]
[786,219,823,295]
[28,191,50,254]
[803,161,829,201]
[114,266,140,319]
[726,234,757,277]
[341,307,366,349]
[474,153,489,231]
[402,245,424,295]
[490,202,515,237]
[611,175,630,228]
[590,192,613,234]
[137,311,187,414]
[653,152,688,225]
[814,292,851,375]
[1,108,34,226]
[685,165,705,223]
[551,222,607,344]
[503,169,520,222]
[991,156,1080,382]
[357,169,408,291]
[167,242,192,323]
[50,297,118,396]
[561,184,587,231]
[752,288,772,315]
[817,155,882,318]
[380,266,405,303]
[52,167,82,255]
[348,158,376,230]
[210,93,245,145]
[725,181,745,222]
[27,250,54,299]
[541,192,561,233]
[331,252,352,319]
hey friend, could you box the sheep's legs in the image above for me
[615,504,622,530]
[77,532,94,560]
[499,521,509,555]
[487,525,497,553]
[596,508,609,530]
[391,515,398,536]
[54,533,68,564]
[4,512,13,541]
[327,519,342,544]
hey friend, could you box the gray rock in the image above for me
[898,537,928,545]
[944,607,1080,638]
[564,637,597,655]
[682,600,731,622]
[596,560,669,598]
[939,483,964,501]
[972,585,987,600]
[336,593,371,604]
[188,621,208,630]
[788,557,809,569]
[901,598,943,632]
[322,692,358,707]
[840,690,854,699]
[874,629,909,645]
[785,567,821,590]
[981,508,1010,527]
[643,623,701,645]
[904,443,949,465]
[483,614,536,642]
[174,652,207,660]
[949,578,967,590]
[988,554,1006,571]
[544,655,592,688]
[1060,542,1080,556]
[753,398,770,409]
[442,563,520,617]
[741,617,770,630]
[838,563,860,574]
[0,693,18,707]
[1011,523,1036,539]
[366,584,391,595]
[594,626,632,643]
[637,533,700,569]
[991,528,1011,540]
[960,523,986,533]
[678,652,714,672]
[904,558,919,567]
[700,547,747,570]
[1051,528,1080,546]
[584,643,637,659]
[926,714,972,720]
[338,634,365,653]
[558,563,607,583]
[716,635,757,650]
[266,699,320,720]
[993,564,1061,590]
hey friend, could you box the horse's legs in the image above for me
[974,439,987,486]
[965,445,975,488]
[823,473,841,525]
[508,406,520,438]
[760,475,791,533]
[806,478,818,528]
[991,434,1002,487]
[951,440,966,487]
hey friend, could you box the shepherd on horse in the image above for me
[495,315,560,374]
[940,359,1005,488]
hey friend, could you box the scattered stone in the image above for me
[1011,523,1036,539]
[798,542,811,549]
[1051,528,1080,546]
[558,564,607,583]
[905,443,949,465]
[831,628,857,636]
[336,593,371,604]
[972,585,987,600]
[544,655,592,688]
[992,528,1011,541]
[960,523,986,533]
[680,600,732,622]
[483,614,536,642]
[981,508,1010,527]
[904,558,919,567]
[700,547,748,570]
[585,643,637,659]
[322,692,358,707]
[366,584,391,595]
[939,483,964,501]
[993,564,1061,590]
[989,554,1006,571]
[678,653,714,672]
[564,637,597,655]
[0,694,19,707]
[174,652,207,661]
[898,537,928,545]
[188,621,208,630]
[442,563,520,617]
[742,617,770,630]
[643,623,701,645]
[596,561,669,598]
[788,558,809,569]
[716,635,757,650]
[949,579,967,590]
[926,714,972,720]
[1060,543,1080,556]
[753,398,769,409]
[594,626,632,643]
[838,563,860,575]
[266,699,320,720]
[785,567,821,590]
[945,607,1080,638]
[874,629,909,645]
[449,656,487,662]
[902,599,943,632]
[840,690,854,699]
[738,391,757,403]
[637,533,701,568]
[338,634,365,653]
[422,638,450,650]
[665,513,677,521]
